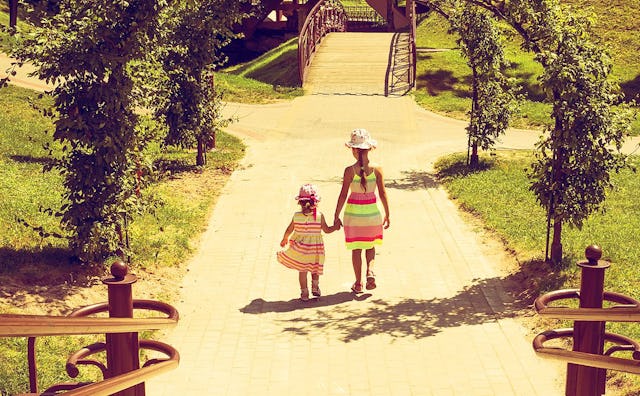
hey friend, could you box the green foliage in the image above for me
[10,0,172,264]
[153,0,249,165]
[526,5,633,229]
[449,3,517,153]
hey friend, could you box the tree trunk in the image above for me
[9,0,18,28]
[469,66,479,167]
[470,141,479,168]
[196,138,206,166]
[550,216,563,264]
[549,89,565,265]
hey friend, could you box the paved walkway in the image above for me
[142,33,572,394]
[143,93,567,396]
[5,33,638,395]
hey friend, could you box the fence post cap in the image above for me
[585,245,602,264]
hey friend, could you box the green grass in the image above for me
[0,84,245,395]
[413,9,640,134]
[434,151,640,394]
[218,37,303,103]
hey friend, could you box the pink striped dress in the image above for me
[277,211,325,274]
[344,171,383,250]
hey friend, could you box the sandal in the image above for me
[351,282,363,294]
[311,281,321,297]
[366,272,376,290]
[300,288,310,301]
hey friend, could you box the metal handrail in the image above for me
[0,315,177,337]
[297,0,348,84]
[1,299,179,395]
[533,328,640,374]
[534,289,640,321]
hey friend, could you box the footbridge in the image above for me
[297,0,422,96]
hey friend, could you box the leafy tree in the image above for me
[449,3,516,167]
[527,10,632,262]
[155,0,249,166]
[427,0,632,263]
[11,0,173,264]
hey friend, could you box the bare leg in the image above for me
[365,247,376,290]
[365,247,375,275]
[311,273,320,296]
[352,249,363,291]
[299,272,309,300]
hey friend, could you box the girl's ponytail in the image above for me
[358,149,367,191]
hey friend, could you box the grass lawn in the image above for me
[0,83,245,395]
[434,151,640,394]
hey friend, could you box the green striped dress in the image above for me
[344,171,383,250]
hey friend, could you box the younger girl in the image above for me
[278,184,340,301]
[334,129,390,293]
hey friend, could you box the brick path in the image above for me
[11,32,639,394]
[144,94,566,395]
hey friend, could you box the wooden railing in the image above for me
[532,245,640,395]
[297,0,348,84]
[0,261,180,396]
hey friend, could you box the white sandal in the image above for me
[300,288,310,301]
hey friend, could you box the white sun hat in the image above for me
[345,128,377,149]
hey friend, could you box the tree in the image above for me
[449,3,516,167]
[427,0,632,263]
[155,0,249,166]
[11,0,172,264]
[528,11,632,263]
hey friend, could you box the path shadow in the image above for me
[240,291,371,313]
[387,170,440,191]
[9,154,55,166]
[278,261,568,342]
[620,74,640,102]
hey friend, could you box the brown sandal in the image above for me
[351,282,363,293]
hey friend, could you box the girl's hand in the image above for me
[383,216,390,229]
[280,238,288,247]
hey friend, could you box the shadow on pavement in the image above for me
[387,170,440,190]
[239,291,372,314]
[277,273,557,342]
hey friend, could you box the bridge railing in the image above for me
[532,245,640,395]
[297,0,348,84]
[0,261,179,396]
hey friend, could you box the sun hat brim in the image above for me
[345,140,376,149]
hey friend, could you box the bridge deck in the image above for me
[304,32,394,96]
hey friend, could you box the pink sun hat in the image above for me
[345,128,377,149]
[295,184,321,202]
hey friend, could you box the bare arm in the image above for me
[334,166,354,224]
[375,166,390,229]
[280,219,294,247]
[320,214,340,233]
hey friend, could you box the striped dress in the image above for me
[277,211,325,274]
[344,171,383,250]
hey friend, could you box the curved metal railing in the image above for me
[533,329,640,374]
[1,299,179,395]
[531,246,640,392]
[535,289,640,322]
[297,0,348,84]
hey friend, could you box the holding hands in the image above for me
[333,217,343,231]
